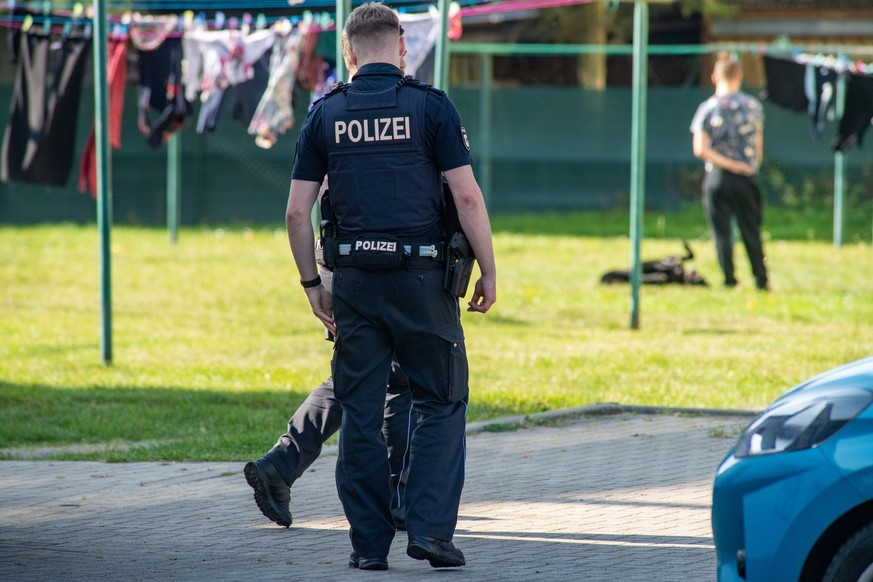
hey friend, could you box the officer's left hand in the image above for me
[467,275,496,314]
[305,287,336,335]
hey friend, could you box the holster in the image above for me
[318,188,337,271]
[443,231,475,297]
[318,221,336,271]
[441,178,476,297]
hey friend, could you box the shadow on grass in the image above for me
[0,381,528,462]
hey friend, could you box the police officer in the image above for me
[285,2,496,572]
[244,33,416,535]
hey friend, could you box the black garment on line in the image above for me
[763,56,808,113]
[833,73,873,151]
[1,32,91,186]
[137,37,192,148]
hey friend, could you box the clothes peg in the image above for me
[214,11,225,30]
[183,10,194,30]
[228,16,239,30]
[242,13,252,35]
[21,14,33,33]
[255,13,266,31]
[41,0,51,34]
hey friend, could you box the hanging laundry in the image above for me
[181,28,275,133]
[248,24,302,149]
[832,72,873,151]
[78,37,128,197]
[128,13,178,52]
[763,55,808,112]
[231,53,272,126]
[399,10,441,80]
[804,63,837,138]
[296,22,324,93]
[5,5,38,63]
[134,36,192,148]
[1,31,90,186]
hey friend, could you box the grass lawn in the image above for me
[1,208,872,461]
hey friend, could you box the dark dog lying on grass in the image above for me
[600,241,708,286]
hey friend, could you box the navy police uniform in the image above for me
[259,363,413,522]
[291,63,473,559]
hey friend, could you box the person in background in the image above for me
[690,51,769,291]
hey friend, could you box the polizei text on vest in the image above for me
[334,116,411,144]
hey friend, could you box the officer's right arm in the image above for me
[286,178,336,335]
[443,165,497,314]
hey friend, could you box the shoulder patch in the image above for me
[460,126,470,151]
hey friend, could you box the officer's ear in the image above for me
[399,35,406,60]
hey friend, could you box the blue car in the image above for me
[712,356,873,582]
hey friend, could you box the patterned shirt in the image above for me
[690,91,763,171]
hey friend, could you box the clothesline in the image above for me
[0,0,479,18]
[790,51,873,77]
[1,4,450,194]
[2,0,473,9]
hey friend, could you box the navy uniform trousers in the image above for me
[702,167,769,289]
[262,362,413,515]
[332,264,468,558]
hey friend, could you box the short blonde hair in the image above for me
[712,51,742,82]
[344,2,401,58]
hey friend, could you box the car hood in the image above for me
[774,356,873,407]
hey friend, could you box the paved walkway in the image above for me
[0,408,753,582]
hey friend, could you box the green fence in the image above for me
[2,78,871,225]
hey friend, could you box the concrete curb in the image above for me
[465,402,759,435]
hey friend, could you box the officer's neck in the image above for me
[355,51,402,70]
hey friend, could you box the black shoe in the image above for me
[407,536,465,568]
[348,552,388,570]
[243,459,292,528]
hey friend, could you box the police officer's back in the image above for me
[284,2,496,571]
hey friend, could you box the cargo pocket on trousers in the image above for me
[331,335,351,399]
[437,325,469,403]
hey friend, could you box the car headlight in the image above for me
[734,388,873,458]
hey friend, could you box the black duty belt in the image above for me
[337,241,444,261]
[333,237,445,269]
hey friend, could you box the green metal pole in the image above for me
[335,0,351,82]
[834,62,847,249]
[629,0,649,330]
[93,0,112,363]
[478,54,493,208]
[434,0,449,91]
[167,133,181,245]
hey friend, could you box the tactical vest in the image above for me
[321,78,442,239]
